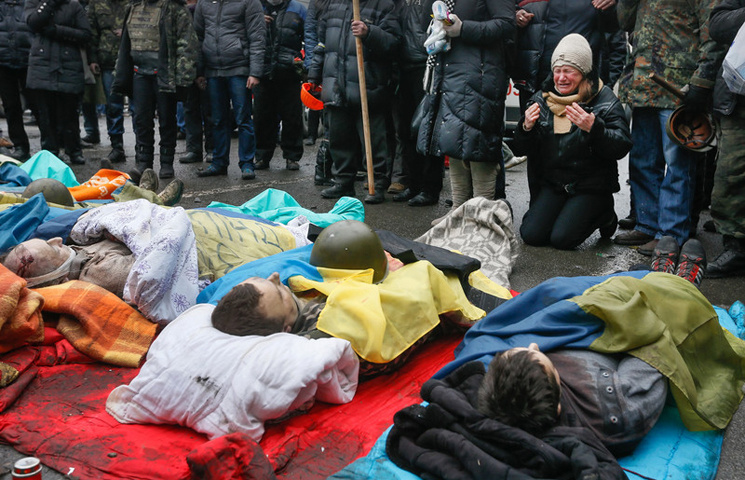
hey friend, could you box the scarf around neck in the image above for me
[543,79,603,134]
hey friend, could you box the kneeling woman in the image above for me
[514,34,631,250]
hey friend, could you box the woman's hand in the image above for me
[522,103,541,131]
[516,9,534,28]
[443,14,462,37]
[565,103,595,132]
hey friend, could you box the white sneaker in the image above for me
[505,155,527,169]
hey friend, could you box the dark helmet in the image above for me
[309,220,388,283]
[22,178,75,207]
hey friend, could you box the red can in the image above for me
[11,457,42,479]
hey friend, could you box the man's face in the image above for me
[3,238,72,279]
[239,272,300,332]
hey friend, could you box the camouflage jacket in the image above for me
[113,0,198,95]
[617,0,725,108]
[87,0,128,70]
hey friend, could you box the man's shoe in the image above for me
[176,130,186,140]
[321,183,355,199]
[613,229,654,246]
[159,163,175,179]
[0,136,13,148]
[241,164,256,180]
[618,214,637,230]
[179,151,202,164]
[157,179,184,206]
[706,249,745,279]
[504,155,527,169]
[254,159,270,170]
[650,235,679,274]
[393,188,416,202]
[69,153,85,165]
[387,182,406,194]
[107,148,126,163]
[638,239,659,256]
[286,159,300,171]
[408,192,439,207]
[598,212,618,239]
[675,238,707,288]
[100,158,114,170]
[138,168,159,192]
[304,137,316,146]
[314,173,333,186]
[81,134,100,145]
[8,146,30,161]
[364,189,385,204]
[197,164,228,177]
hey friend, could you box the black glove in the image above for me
[41,23,57,38]
[682,84,711,113]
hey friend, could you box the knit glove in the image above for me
[682,84,711,113]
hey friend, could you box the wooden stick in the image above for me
[353,0,375,195]
[649,72,685,99]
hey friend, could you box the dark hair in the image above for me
[211,283,283,336]
[477,350,561,435]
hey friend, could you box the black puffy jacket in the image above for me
[710,0,745,117]
[416,0,515,163]
[513,78,631,195]
[308,0,400,108]
[194,0,265,78]
[24,0,91,94]
[513,0,619,95]
[0,0,32,69]
[261,0,305,78]
[397,0,429,69]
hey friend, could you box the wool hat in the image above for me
[551,33,593,76]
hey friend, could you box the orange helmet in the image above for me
[301,83,324,111]
[665,108,717,152]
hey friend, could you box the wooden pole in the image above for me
[353,0,375,195]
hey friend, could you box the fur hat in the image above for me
[551,34,593,76]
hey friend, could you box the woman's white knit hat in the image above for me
[551,33,593,76]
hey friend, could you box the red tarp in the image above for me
[0,328,461,479]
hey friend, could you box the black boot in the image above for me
[314,139,333,186]
[321,181,355,199]
[707,236,745,278]
[135,145,154,174]
[107,134,126,163]
[159,149,175,179]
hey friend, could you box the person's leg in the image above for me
[549,193,615,250]
[229,75,256,176]
[306,108,320,144]
[360,107,392,203]
[34,89,58,155]
[448,158,473,209]
[101,69,126,162]
[155,89,178,178]
[59,92,84,163]
[182,83,204,161]
[200,87,213,157]
[81,83,100,144]
[395,67,425,199]
[276,71,303,169]
[204,76,229,172]
[322,106,358,197]
[0,67,29,157]
[628,107,665,238]
[520,187,567,246]
[657,108,696,245]
[470,161,498,201]
[131,73,157,171]
[252,78,278,169]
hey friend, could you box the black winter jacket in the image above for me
[194,0,265,78]
[261,0,305,78]
[513,0,619,95]
[386,361,627,480]
[397,0,429,69]
[0,0,32,69]
[308,0,400,108]
[24,0,91,94]
[513,79,631,196]
[416,0,515,163]
[710,0,745,117]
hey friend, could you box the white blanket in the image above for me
[70,200,200,324]
[106,304,359,441]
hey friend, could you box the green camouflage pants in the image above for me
[711,102,745,239]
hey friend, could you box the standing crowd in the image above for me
[0,0,744,277]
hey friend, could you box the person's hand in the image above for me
[443,14,462,37]
[264,15,274,25]
[247,76,260,89]
[565,102,596,132]
[522,102,541,131]
[196,76,207,90]
[113,28,122,38]
[516,9,534,28]
[682,84,711,113]
[42,23,57,37]
[591,0,616,10]
[351,20,369,38]
[89,62,101,75]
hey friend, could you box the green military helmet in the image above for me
[22,178,75,207]
[310,220,388,283]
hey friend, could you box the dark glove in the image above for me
[41,23,57,38]
[682,84,711,113]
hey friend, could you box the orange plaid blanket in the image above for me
[35,281,158,368]
[0,264,44,354]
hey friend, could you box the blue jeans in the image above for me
[207,76,255,169]
[101,69,125,136]
[629,108,696,244]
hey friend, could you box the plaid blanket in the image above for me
[0,264,44,355]
[35,281,157,368]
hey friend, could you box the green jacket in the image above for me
[617,0,725,108]
[87,0,128,69]
[112,0,198,95]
